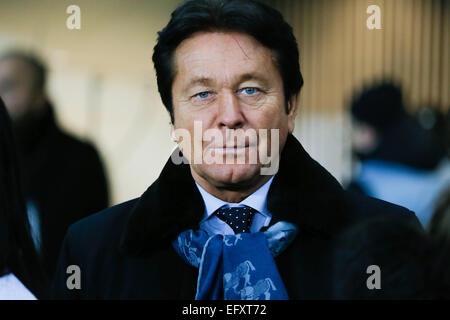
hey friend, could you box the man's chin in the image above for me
[192,163,264,189]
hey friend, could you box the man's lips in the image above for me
[206,143,255,149]
[204,144,257,154]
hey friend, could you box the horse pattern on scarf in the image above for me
[173,222,298,300]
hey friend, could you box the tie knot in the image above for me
[215,205,257,234]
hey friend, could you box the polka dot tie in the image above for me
[215,205,257,234]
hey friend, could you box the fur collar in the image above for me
[120,134,351,256]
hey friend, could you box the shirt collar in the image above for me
[195,176,274,220]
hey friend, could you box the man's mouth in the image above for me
[208,142,254,149]
[204,142,257,155]
[220,146,248,152]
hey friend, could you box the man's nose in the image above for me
[216,91,245,129]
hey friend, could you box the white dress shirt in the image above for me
[196,176,274,236]
[0,273,37,300]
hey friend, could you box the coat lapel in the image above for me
[119,134,351,257]
[267,135,352,238]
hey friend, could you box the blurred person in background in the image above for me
[0,51,110,280]
[415,106,449,156]
[333,215,450,300]
[348,82,450,228]
[429,186,450,244]
[0,97,47,299]
[427,186,450,299]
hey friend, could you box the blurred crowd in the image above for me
[348,82,449,228]
[337,81,450,299]
[0,52,109,299]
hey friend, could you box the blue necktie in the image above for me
[215,205,257,234]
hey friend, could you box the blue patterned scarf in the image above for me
[172,222,298,300]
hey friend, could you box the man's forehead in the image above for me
[182,72,272,88]
[0,57,33,78]
[173,32,276,85]
[177,31,262,52]
[174,31,274,66]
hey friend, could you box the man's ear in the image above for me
[287,93,299,134]
[170,123,178,143]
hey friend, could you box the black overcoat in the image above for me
[52,134,418,299]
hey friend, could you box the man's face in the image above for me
[0,58,44,122]
[171,32,298,190]
[351,120,379,156]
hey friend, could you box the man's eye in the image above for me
[196,92,211,99]
[241,87,259,95]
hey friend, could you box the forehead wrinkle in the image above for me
[227,34,279,81]
[230,34,251,60]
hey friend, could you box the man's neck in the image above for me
[191,169,273,203]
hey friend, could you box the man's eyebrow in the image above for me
[186,77,213,88]
[237,73,270,86]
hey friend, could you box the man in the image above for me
[348,82,450,227]
[0,51,110,280]
[0,97,47,300]
[52,0,418,299]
